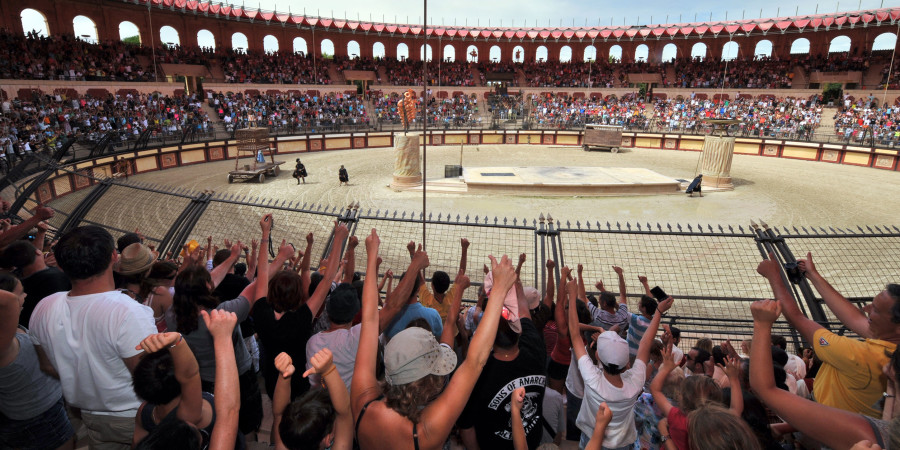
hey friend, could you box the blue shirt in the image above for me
[384,302,443,340]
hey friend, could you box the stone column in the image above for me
[699,136,735,190]
[390,132,422,189]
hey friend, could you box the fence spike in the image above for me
[677,224,683,232]
[483,216,488,224]
[635,222,641,231]
[401,211,407,219]
[605,221,611,230]
[576,220,582,229]
[687,224,693,232]
[616,222,621,230]
[456,214,461,222]
[428,212,433,220]
[513,218,518,225]
[718,224,724,233]
[532,219,537,226]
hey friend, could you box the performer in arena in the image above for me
[293,159,308,185]
[338,165,349,186]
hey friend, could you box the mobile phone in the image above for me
[650,286,668,302]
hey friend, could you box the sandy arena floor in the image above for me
[130,144,900,228]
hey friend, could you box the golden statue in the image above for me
[398,89,417,132]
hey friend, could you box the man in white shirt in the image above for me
[30,225,156,449]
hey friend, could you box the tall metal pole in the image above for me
[422,0,428,248]
[148,2,158,82]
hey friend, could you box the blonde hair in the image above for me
[687,404,761,450]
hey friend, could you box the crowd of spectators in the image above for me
[0,92,210,165]
[377,59,479,86]
[371,93,482,127]
[0,200,895,450]
[222,50,330,85]
[833,95,900,144]
[668,57,795,89]
[0,30,153,81]
[650,95,822,139]
[155,45,217,65]
[800,52,868,73]
[208,91,369,132]
[529,95,648,129]
[522,61,618,88]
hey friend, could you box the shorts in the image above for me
[547,359,569,380]
[0,397,74,449]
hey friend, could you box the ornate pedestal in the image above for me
[699,136,735,191]
[390,133,423,190]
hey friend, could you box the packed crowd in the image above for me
[522,61,618,88]
[833,95,900,143]
[0,203,896,450]
[378,59,478,86]
[208,91,369,132]
[222,50,330,85]
[155,45,217,65]
[371,93,482,126]
[650,96,822,139]
[0,30,154,81]
[668,57,795,90]
[529,95,648,129]
[0,92,210,161]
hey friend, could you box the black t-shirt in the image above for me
[251,298,313,400]
[214,273,252,336]
[458,318,548,449]
[21,267,71,328]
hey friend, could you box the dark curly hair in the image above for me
[132,349,180,405]
[173,265,219,335]
[279,389,335,449]
[381,373,445,423]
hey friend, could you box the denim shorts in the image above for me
[0,398,75,449]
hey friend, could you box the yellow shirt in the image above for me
[812,328,896,418]
[418,284,455,322]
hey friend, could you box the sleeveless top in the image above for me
[0,330,63,420]
[140,392,217,449]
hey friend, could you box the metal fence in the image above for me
[23,167,898,353]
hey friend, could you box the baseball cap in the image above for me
[384,327,457,385]
[326,283,360,324]
[596,331,630,369]
[524,287,541,310]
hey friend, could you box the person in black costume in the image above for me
[338,165,349,186]
[292,159,308,185]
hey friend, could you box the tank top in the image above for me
[0,330,64,420]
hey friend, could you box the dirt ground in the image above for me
[131,144,900,228]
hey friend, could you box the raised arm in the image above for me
[204,309,240,450]
[510,387,528,450]
[567,276,587,360]
[612,266,627,306]
[341,236,358,284]
[267,239,295,279]
[638,275,651,297]
[543,259,556,309]
[0,205,53,249]
[636,296,673,364]
[378,249,429,332]
[798,252,870,338]
[721,355,743,416]
[417,255,517,448]
[650,341,677,417]
[351,229,383,414]
[136,333,203,426]
[458,238,469,276]
[556,266,571,340]
[577,264,587,304]
[440,272,469,347]
[306,224,350,321]
[299,233,314,296]
[304,348,352,450]
[247,239,258,281]
[757,252,822,345]
[515,253,527,278]
[748,300,874,449]
[0,290,19,366]
[585,403,613,450]
[210,242,241,288]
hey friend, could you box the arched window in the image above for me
[293,37,307,55]
[160,26,180,48]
[829,36,851,53]
[609,45,623,62]
[535,45,548,62]
[321,39,335,58]
[722,41,739,61]
[583,45,597,62]
[466,45,479,62]
[559,46,572,63]
[197,29,215,49]
[373,42,386,59]
[263,35,279,54]
[690,42,707,60]
[489,45,501,62]
[232,32,248,53]
[20,9,49,37]
[73,15,98,43]
[513,46,525,63]
[661,43,677,63]
[347,41,361,58]
[397,43,409,61]
[790,38,810,55]
[119,21,140,44]
[754,40,773,58]
[873,33,897,51]
[421,44,433,61]
[634,44,649,62]
[443,45,455,62]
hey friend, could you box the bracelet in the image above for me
[320,364,337,378]
[884,392,895,398]
[170,334,184,348]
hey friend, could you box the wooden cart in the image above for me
[227,127,285,183]
[582,124,622,152]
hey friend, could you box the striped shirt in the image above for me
[626,313,651,358]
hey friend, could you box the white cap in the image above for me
[596,331,629,369]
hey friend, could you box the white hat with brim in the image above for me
[384,327,457,385]
[596,330,630,369]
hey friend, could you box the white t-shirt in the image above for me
[305,324,362,391]
[29,290,156,415]
[575,355,646,448]
[565,352,584,399]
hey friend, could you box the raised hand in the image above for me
[657,296,675,315]
[274,352,295,379]
[721,355,741,380]
[365,228,380,253]
[510,387,526,413]
[306,232,314,246]
[518,253,527,266]
[488,255,516,294]
[797,252,817,276]
[460,238,470,250]
[302,348,335,378]
[412,244,430,269]
[135,332,182,352]
[595,402,613,428]
[546,259,555,270]
[577,263,583,275]
[756,252,781,279]
[260,213,273,233]
[201,309,237,340]
[348,235,359,249]
[34,205,54,220]
[660,340,677,371]
[750,299,782,325]
[277,239,294,259]
[638,275,648,284]
[332,222,350,244]
[612,266,623,275]
[455,272,471,292]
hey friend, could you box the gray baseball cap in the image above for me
[384,327,457,385]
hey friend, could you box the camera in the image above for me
[783,262,804,284]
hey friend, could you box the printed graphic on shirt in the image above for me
[487,375,546,441]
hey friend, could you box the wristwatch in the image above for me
[660,435,670,443]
